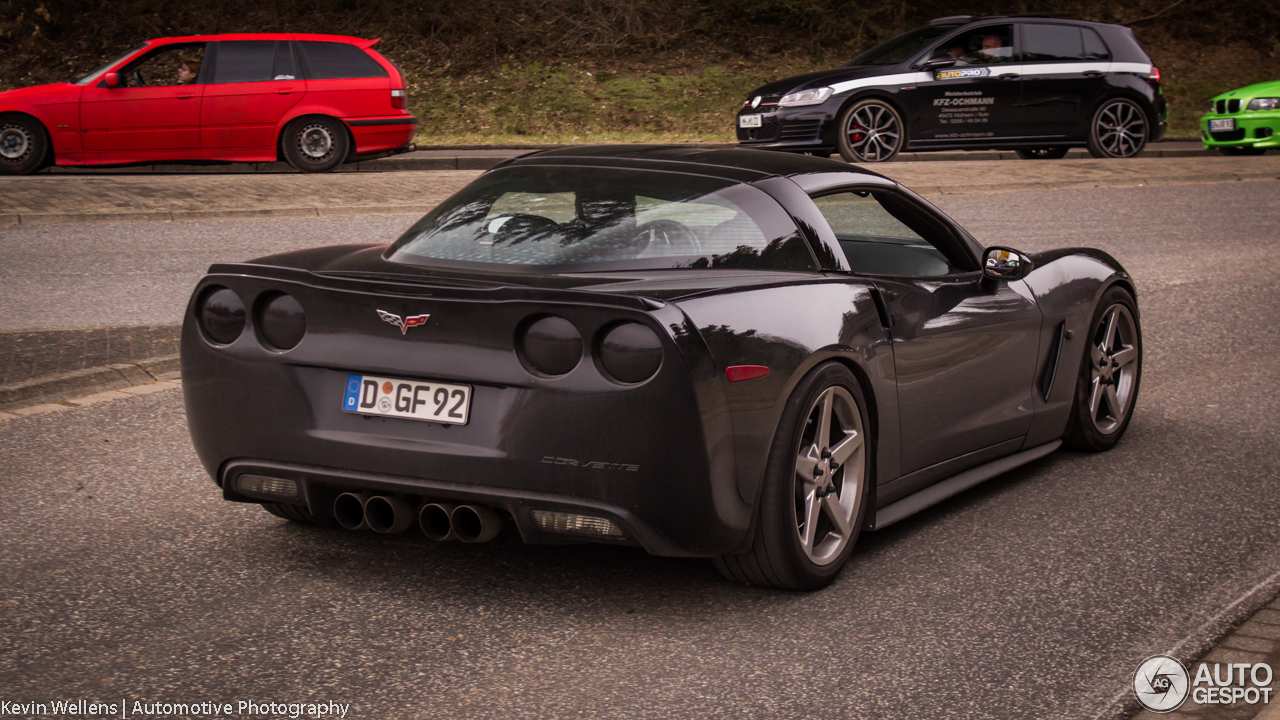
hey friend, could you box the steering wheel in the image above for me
[486,213,562,246]
[633,219,699,254]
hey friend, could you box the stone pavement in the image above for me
[2,154,1277,226]
[1132,595,1280,720]
[0,324,179,387]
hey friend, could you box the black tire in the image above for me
[1218,146,1266,156]
[281,116,350,173]
[262,502,335,526]
[0,113,51,175]
[1016,147,1069,160]
[836,99,904,163]
[1064,286,1142,452]
[715,363,873,590]
[1086,98,1148,158]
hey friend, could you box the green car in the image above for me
[1201,80,1280,155]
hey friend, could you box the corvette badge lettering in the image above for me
[377,310,430,335]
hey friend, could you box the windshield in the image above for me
[388,165,814,273]
[845,26,952,66]
[72,44,148,85]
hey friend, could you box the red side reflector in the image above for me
[1148,66,1161,83]
[726,365,770,382]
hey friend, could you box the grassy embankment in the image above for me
[1,0,1277,145]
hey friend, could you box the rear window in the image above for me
[1023,24,1110,62]
[299,41,387,80]
[212,41,275,84]
[388,166,814,273]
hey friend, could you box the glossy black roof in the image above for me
[497,145,890,184]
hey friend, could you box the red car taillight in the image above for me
[1148,66,1161,84]
[391,88,407,109]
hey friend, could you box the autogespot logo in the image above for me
[1134,654,1190,713]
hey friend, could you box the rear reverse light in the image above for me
[1148,66,1161,83]
[236,474,298,499]
[531,510,624,538]
[391,88,407,109]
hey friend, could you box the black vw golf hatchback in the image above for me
[736,14,1168,162]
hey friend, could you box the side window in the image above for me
[212,41,275,84]
[812,191,956,277]
[1023,24,1086,62]
[930,25,1014,66]
[119,44,206,87]
[1082,28,1111,60]
[273,42,298,81]
[298,41,388,80]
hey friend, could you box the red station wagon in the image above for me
[0,33,417,174]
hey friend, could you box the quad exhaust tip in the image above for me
[336,494,503,543]
[365,495,416,534]
[419,502,457,541]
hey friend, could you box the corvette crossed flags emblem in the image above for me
[377,310,430,335]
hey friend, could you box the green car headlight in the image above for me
[1247,98,1280,111]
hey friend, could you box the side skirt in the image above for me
[871,439,1062,530]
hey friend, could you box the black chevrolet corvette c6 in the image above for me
[736,14,1168,163]
[183,146,1142,590]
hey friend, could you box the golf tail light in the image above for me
[598,322,663,384]
[1148,66,1161,83]
[236,474,298,499]
[519,315,582,376]
[198,287,246,345]
[531,510,624,538]
[258,292,307,350]
[391,88,407,109]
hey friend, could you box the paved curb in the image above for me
[4,169,1274,227]
[1093,570,1280,720]
[0,353,180,412]
[0,377,184,422]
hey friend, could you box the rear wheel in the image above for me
[0,114,50,175]
[1016,147,1069,160]
[282,116,350,173]
[1218,146,1266,156]
[1064,286,1142,451]
[715,363,872,590]
[836,99,904,163]
[1086,98,1148,158]
[262,502,335,526]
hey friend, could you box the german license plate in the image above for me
[1210,118,1235,132]
[342,373,471,425]
[739,114,762,128]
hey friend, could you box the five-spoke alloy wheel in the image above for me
[716,363,871,590]
[837,99,904,163]
[1067,286,1142,450]
[1087,99,1148,159]
[282,116,350,173]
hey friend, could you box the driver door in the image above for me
[809,189,1042,486]
[80,43,206,155]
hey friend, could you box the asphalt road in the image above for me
[2,181,1279,719]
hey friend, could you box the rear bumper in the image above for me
[344,115,418,155]
[1200,112,1280,148]
[222,459,694,556]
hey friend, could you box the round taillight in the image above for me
[519,316,582,376]
[198,287,245,345]
[258,293,307,350]
[598,323,663,384]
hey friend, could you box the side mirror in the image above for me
[983,247,1034,281]
[104,72,119,88]
[919,57,957,70]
